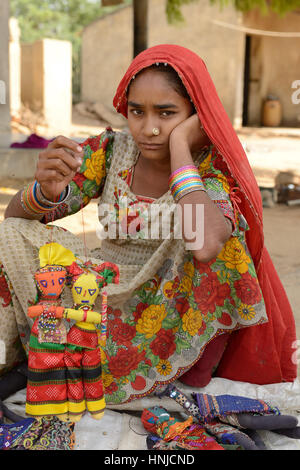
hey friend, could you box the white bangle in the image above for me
[36,182,71,206]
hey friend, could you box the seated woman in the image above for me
[0,44,297,407]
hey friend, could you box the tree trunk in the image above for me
[133,0,148,57]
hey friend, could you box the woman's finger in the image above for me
[38,148,83,173]
[38,157,76,178]
[47,135,83,154]
[36,168,69,183]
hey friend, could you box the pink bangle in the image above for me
[168,165,198,184]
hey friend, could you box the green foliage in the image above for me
[10,0,132,102]
[165,0,199,23]
[166,0,300,23]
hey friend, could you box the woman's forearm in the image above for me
[4,189,44,220]
[170,140,231,263]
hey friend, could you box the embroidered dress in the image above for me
[0,127,268,405]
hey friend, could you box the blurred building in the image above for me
[81,0,300,128]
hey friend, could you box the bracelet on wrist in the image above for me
[20,181,70,216]
[36,182,70,206]
[169,165,206,203]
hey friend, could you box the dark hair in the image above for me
[147,63,191,100]
[127,63,196,112]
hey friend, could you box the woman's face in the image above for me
[127,68,194,163]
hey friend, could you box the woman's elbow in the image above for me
[192,242,223,264]
[191,230,231,263]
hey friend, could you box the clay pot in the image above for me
[262,95,282,127]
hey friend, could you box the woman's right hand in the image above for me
[34,135,85,202]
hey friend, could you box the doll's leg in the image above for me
[82,347,105,420]
[26,327,68,419]
[64,344,86,422]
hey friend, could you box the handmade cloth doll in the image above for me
[26,243,76,419]
[141,406,225,450]
[60,261,119,422]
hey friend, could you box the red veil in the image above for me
[113,44,297,385]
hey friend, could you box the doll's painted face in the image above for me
[72,273,99,306]
[35,267,67,299]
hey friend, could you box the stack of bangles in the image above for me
[21,181,70,216]
[168,164,206,203]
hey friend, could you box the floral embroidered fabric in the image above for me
[0,128,268,405]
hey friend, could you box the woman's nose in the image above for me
[142,116,159,137]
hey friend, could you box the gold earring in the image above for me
[152,128,160,136]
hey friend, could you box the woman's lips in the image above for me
[139,142,163,150]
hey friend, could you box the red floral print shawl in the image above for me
[113,44,297,384]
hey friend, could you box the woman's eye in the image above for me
[130,109,143,116]
[161,111,175,117]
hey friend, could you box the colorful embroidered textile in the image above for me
[0,418,34,450]
[0,44,296,407]
[64,342,105,419]
[155,384,267,450]
[113,44,297,384]
[0,130,268,405]
[10,416,75,450]
[26,321,68,417]
[193,393,280,424]
[203,420,256,449]
[141,406,225,450]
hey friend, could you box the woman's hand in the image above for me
[34,136,84,202]
[169,114,209,154]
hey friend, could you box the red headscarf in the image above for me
[113,44,297,384]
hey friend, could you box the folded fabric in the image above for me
[10,133,53,149]
[192,393,280,423]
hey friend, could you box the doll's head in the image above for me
[35,242,75,300]
[141,406,172,434]
[68,261,120,304]
[71,272,99,307]
[34,265,67,300]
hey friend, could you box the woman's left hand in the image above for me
[169,114,209,153]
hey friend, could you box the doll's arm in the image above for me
[64,307,101,324]
[27,305,44,318]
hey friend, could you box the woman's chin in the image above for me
[139,148,169,161]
